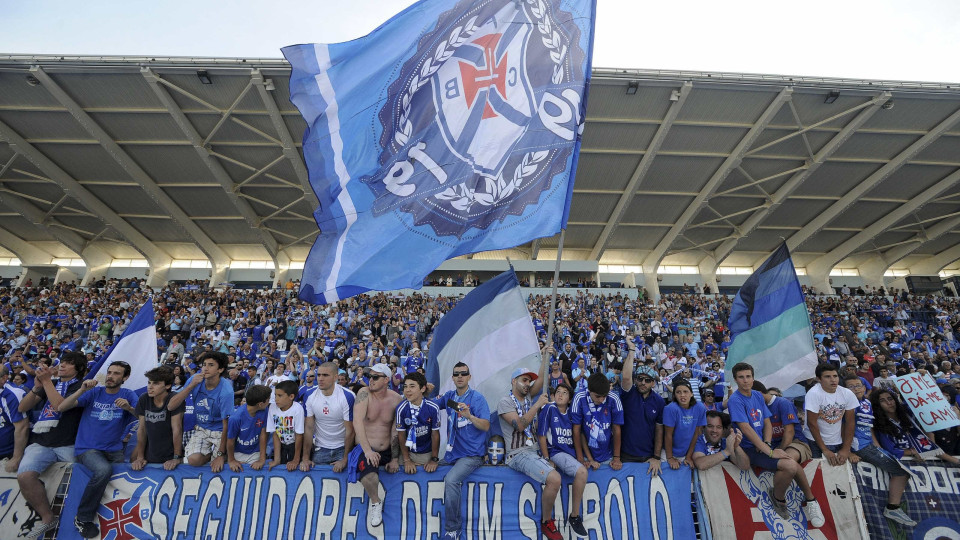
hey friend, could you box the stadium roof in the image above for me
[1,55,960,282]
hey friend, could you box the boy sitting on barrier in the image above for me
[169,351,235,472]
[727,362,824,527]
[537,383,589,537]
[226,385,270,471]
[268,380,304,471]
[395,372,441,473]
[131,366,184,471]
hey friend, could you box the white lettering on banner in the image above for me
[401,482,422,540]
[343,480,366,537]
[518,483,538,540]
[582,483,602,536]
[604,479,628,534]
[627,476,641,533]
[649,476,673,540]
[538,89,581,141]
[263,478,286,538]
[426,481,444,537]
[478,483,502,539]
[291,478,315,540]
[318,478,340,538]
[198,477,224,539]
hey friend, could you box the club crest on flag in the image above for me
[365,0,589,237]
[97,473,158,540]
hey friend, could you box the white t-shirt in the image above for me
[267,402,305,446]
[803,384,859,445]
[304,385,355,450]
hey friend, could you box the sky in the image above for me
[3,0,959,84]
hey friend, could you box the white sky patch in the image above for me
[3,0,959,84]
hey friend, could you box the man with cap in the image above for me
[703,388,723,412]
[619,337,665,473]
[497,346,561,540]
[349,362,401,528]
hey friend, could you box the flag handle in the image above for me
[544,229,566,349]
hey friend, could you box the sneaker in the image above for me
[883,507,917,527]
[569,514,588,536]
[768,488,790,520]
[443,531,462,540]
[804,499,825,528]
[541,518,563,540]
[74,518,100,539]
[27,518,58,539]
[368,501,383,527]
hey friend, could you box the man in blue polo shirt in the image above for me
[619,341,664,475]
[727,362,823,528]
[57,360,137,538]
[168,351,234,472]
[431,362,490,540]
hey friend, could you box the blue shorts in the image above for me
[18,443,75,474]
[549,451,584,478]
[744,447,781,471]
[506,450,553,484]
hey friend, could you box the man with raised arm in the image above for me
[619,337,664,474]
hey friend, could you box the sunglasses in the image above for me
[638,377,655,383]
[453,371,470,377]
[369,375,386,381]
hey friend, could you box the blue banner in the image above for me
[854,459,960,540]
[283,0,596,305]
[58,464,693,539]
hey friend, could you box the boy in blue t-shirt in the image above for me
[537,383,589,537]
[728,362,823,527]
[395,373,440,472]
[57,361,137,538]
[226,385,270,471]
[168,351,235,472]
[571,373,624,469]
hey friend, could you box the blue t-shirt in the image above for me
[663,401,707,457]
[727,390,771,449]
[852,398,875,452]
[395,399,441,454]
[227,404,267,454]
[0,386,25,455]
[190,377,235,431]
[619,387,665,457]
[767,396,806,445]
[297,384,318,405]
[693,434,727,456]
[74,386,138,454]
[537,403,575,458]
[570,391,624,462]
[432,388,490,462]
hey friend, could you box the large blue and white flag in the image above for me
[725,243,817,390]
[283,0,596,304]
[88,298,158,391]
[426,270,540,408]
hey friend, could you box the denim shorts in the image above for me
[549,451,584,478]
[313,446,344,465]
[18,443,75,474]
[506,450,553,484]
[855,444,908,477]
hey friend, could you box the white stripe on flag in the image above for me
[312,44,354,302]
[93,326,157,390]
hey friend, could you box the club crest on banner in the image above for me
[366,0,588,237]
[97,473,158,540]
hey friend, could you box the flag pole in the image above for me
[544,229,566,349]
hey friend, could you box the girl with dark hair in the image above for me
[871,389,959,466]
[663,378,706,469]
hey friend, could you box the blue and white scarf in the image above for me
[32,377,78,434]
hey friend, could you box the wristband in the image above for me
[768,449,774,458]
[720,450,729,459]
[613,456,620,459]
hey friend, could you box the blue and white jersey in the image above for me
[227,405,267,454]
[537,403,575,458]
[395,399,441,454]
[570,391,624,462]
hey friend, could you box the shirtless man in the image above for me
[353,363,402,528]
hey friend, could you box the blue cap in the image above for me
[511,367,538,381]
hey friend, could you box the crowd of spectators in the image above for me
[1,277,960,536]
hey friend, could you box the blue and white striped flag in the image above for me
[283,0,596,304]
[88,298,158,391]
[725,243,817,390]
[426,270,540,409]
